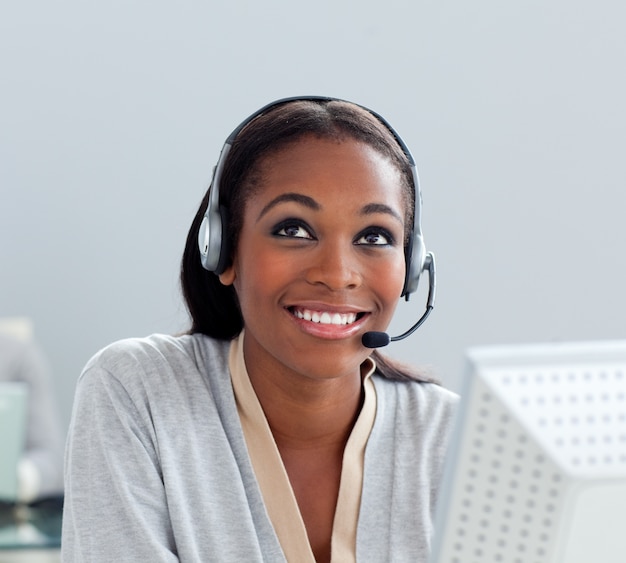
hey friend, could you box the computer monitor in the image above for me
[0,382,28,502]
[429,340,626,563]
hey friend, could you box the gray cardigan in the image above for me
[62,333,457,562]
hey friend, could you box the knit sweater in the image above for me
[62,333,457,562]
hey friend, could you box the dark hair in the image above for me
[181,99,437,384]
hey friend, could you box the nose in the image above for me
[304,241,362,291]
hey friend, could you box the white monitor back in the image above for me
[429,340,626,563]
[0,382,28,502]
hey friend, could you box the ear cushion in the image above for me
[198,201,230,275]
[403,232,426,297]
[213,206,230,275]
[198,192,222,272]
[198,216,212,270]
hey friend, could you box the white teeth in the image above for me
[293,308,358,325]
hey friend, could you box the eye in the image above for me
[355,228,395,246]
[273,220,314,240]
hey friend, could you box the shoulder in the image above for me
[72,334,235,432]
[86,332,229,369]
[373,373,458,403]
[372,375,459,426]
[79,333,231,393]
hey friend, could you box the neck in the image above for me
[246,361,365,451]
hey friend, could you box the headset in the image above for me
[198,95,431,302]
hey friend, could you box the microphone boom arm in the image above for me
[361,252,436,348]
[390,252,436,342]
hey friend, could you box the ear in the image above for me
[218,264,236,286]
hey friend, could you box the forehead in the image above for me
[249,136,406,210]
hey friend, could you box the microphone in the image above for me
[361,253,436,349]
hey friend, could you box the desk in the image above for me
[0,498,62,563]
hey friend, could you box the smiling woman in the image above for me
[220,138,406,388]
[62,97,458,563]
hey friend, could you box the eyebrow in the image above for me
[360,203,404,224]
[256,192,403,225]
[257,192,320,221]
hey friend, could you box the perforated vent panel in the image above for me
[430,342,626,563]
[436,377,567,563]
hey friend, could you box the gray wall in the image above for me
[1,0,624,430]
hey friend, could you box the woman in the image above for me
[62,97,458,562]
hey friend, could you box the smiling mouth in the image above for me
[288,307,365,326]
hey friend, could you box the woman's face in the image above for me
[220,136,407,383]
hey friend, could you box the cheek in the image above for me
[232,247,290,304]
[380,258,407,324]
[387,252,406,297]
[377,253,407,300]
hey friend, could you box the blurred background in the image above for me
[1,0,624,432]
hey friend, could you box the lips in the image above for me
[289,307,361,326]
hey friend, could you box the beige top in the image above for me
[229,333,377,563]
